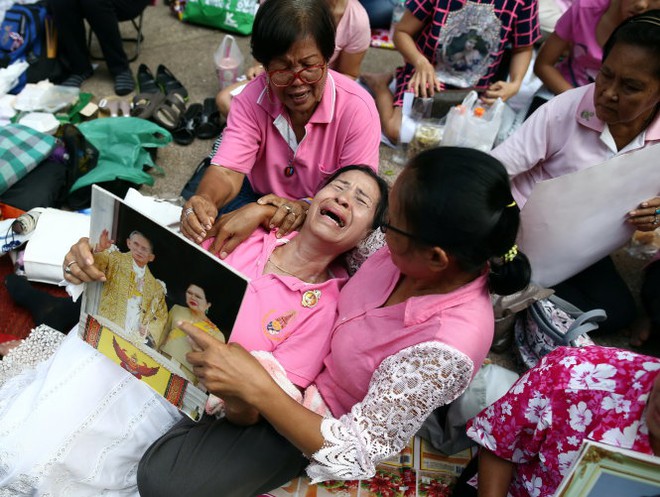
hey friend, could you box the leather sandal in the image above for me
[137,64,161,94]
[195,97,223,139]
[156,64,188,101]
[131,92,166,119]
[152,91,187,131]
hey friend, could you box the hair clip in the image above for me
[502,244,518,263]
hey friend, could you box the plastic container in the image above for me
[214,35,244,90]
[389,0,406,42]
[408,118,444,159]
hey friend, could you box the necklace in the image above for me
[284,114,297,177]
[266,255,328,285]
[267,255,299,279]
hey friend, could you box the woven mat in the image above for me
[0,255,68,340]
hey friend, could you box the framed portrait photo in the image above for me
[555,440,660,497]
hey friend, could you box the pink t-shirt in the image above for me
[203,230,348,388]
[467,346,660,497]
[211,70,380,200]
[313,246,494,417]
[491,83,660,207]
[329,0,371,67]
[554,0,609,87]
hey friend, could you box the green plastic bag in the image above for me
[182,0,258,35]
[71,117,171,192]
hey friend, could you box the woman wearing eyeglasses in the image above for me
[137,147,532,497]
[180,0,381,258]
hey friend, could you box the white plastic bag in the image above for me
[441,91,504,152]
[0,60,29,96]
[214,34,245,90]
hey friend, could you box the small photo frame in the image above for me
[555,440,660,497]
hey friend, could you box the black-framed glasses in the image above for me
[379,222,419,240]
[268,63,326,87]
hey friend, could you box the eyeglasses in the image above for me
[268,63,326,87]
[379,222,420,240]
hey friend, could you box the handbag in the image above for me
[514,295,607,370]
[182,0,258,35]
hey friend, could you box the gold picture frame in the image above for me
[555,440,660,497]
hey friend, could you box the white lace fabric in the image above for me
[0,327,181,496]
[0,325,63,389]
[307,342,474,482]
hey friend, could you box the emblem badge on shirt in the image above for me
[301,290,321,308]
[263,310,297,340]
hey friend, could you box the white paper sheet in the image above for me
[518,144,660,287]
[23,208,90,284]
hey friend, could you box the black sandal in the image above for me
[172,102,202,145]
[156,64,188,101]
[137,64,161,94]
[195,97,222,139]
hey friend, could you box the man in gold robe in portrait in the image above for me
[93,229,167,345]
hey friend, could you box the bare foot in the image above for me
[630,317,652,347]
[360,72,394,91]
[0,339,23,357]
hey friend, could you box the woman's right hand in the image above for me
[408,57,441,98]
[63,237,107,284]
[180,194,218,244]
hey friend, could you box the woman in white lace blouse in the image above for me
[137,147,533,497]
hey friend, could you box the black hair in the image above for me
[251,0,336,67]
[602,10,660,78]
[321,165,389,230]
[396,147,531,295]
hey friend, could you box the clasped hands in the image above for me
[180,194,308,258]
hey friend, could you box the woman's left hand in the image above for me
[181,321,273,404]
[628,197,660,231]
[257,195,309,237]
[482,80,520,104]
[205,202,275,258]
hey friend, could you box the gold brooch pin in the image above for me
[301,290,321,308]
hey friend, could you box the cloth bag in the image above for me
[0,124,56,195]
[72,117,171,193]
[182,0,258,35]
[514,295,607,370]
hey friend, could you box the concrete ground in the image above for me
[80,4,659,367]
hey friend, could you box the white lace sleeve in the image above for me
[307,342,474,482]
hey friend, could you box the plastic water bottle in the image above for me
[389,0,406,42]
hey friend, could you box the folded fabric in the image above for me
[0,124,56,195]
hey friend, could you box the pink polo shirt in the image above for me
[491,83,660,207]
[554,0,609,87]
[211,70,380,200]
[203,230,348,388]
[313,247,494,417]
[329,0,371,67]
